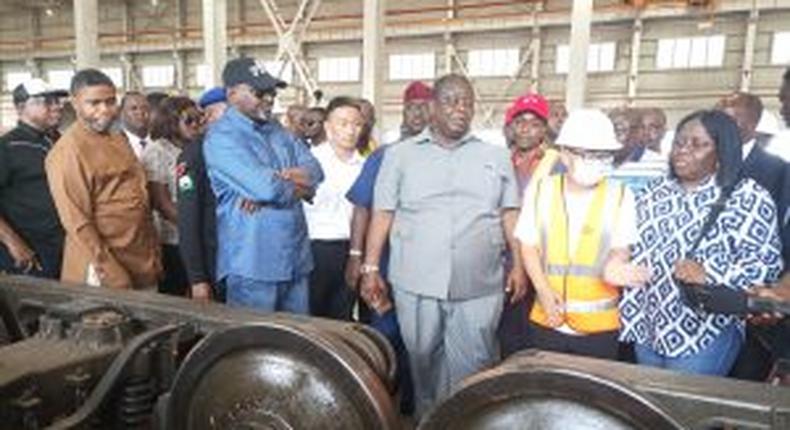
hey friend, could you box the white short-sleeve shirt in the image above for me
[141,138,182,245]
[515,176,638,255]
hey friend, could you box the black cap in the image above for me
[222,57,287,92]
[12,78,68,105]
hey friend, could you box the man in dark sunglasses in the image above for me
[204,57,324,315]
[0,78,67,279]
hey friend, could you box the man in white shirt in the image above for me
[304,96,365,319]
[119,91,151,159]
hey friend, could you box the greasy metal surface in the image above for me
[419,360,682,430]
[513,350,790,429]
[163,324,399,430]
[460,399,636,429]
[0,275,396,388]
[49,324,184,430]
[0,275,399,430]
[422,350,790,430]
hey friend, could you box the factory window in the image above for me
[555,42,616,74]
[142,65,175,88]
[1,95,16,129]
[101,67,124,88]
[467,48,520,77]
[47,69,74,91]
[318,56,360,83]
[656,35,725,69]
[196,64,211,88]
[263,60,294,84]
[4,71,32,91]
[771,32,790,65]
[389,53,436,81]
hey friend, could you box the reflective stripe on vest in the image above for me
[563,296,619,313]
[545,264,601,277]
[530,175,625,334]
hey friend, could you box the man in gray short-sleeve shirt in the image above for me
[360,74,527,418]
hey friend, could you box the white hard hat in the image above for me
[555,108,622,151]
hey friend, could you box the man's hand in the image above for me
[279,168,311,187]
[345,255,362,290]
[674,259,706,285]
[6,237,40,273]
[505,267,527,304]
[239,199,263,214]
[191,282,212,303]
[535,287,564,328]
[360,272,387,308]
[279,168,314,201]
[95,258,133,289]
[604,260,651,288]
[293,184,315,201]
[746,286,786,325]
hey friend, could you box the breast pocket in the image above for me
[464,161,504,209]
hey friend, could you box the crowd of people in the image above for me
[1,57,790,421]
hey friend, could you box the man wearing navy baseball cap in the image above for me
[203,57,323,314]
[221,57,286,122]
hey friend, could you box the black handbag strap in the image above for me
[685,181,739,258]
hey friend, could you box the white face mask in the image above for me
[570,158,614,187]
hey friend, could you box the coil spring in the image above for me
[118,376,155,428]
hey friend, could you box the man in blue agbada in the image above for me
[204,57,324,314]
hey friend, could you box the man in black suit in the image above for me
[780,68,790,130]
[717,91,790,381]
[717,92,789,240]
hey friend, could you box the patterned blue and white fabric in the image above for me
[619,175,783,358]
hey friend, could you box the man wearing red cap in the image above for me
[499,92,564,356]
[504,92,562,193]
[400,81,433,140]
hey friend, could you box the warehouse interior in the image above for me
[1,0,789,135]
[1,1,790,429]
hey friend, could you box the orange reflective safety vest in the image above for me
[529,175,625,334]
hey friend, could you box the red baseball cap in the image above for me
[403,81,433,103]
[504,93,550,126]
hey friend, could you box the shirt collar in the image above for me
[123,128,149,144]
[414,127,477,147]
[742,138,756,160]
[670,172,718,195]
[226,105,276,131]
[73,120,111,140]
[320,141,365,165]
[16,120,47,139]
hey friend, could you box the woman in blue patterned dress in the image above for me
[619,110,783,376]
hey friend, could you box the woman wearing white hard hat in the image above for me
[513,108,650,359]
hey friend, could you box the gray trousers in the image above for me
[393,288,504,420]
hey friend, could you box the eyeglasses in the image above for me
[672,137,713,152]
[565,147,615,162]
[250,87,276,101]
[28,96,62,107]
[181,113,204,127]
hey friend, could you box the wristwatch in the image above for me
[360,264,379,275]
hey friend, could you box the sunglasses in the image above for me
[250,87,276,100]
[181,113,204,127]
